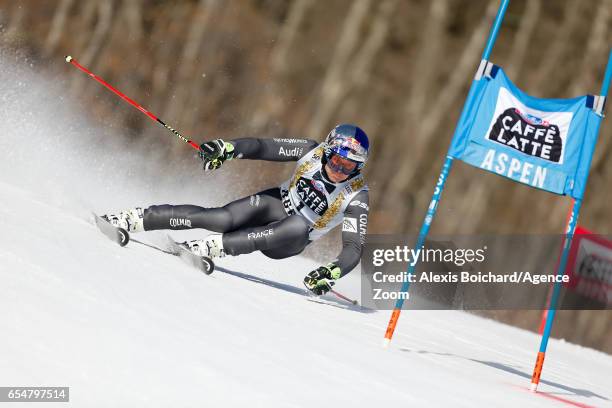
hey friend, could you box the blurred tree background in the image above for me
[0,0,610,351]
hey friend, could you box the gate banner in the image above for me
[448,64,604,199]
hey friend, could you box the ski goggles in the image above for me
[327,153,358,175]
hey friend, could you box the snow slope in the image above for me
[0,54,611,407]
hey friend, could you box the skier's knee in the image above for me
[285,215,310,242]
[262,217,309,259]
[211,207,235,232]
[261,245,306,259]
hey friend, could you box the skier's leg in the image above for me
[260,242,309,260]
[140,188,287,232]
[221,214,310,256]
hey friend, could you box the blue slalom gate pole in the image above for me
[530,49,612,391]
[383,156,453,346]
[601,50,612,97]
[383,0,511,347]
[482,0,510,60]
[530,199,581,391]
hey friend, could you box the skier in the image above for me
[103,124,370,295]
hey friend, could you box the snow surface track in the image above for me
[0,54,611,407]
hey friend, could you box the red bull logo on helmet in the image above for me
[330,136,367,162]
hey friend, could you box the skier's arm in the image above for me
[199,137,317,171]
[303,190,369,295]
[334,190,369,277]
[228,138,319,161]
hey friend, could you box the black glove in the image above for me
[304,263,341,295]
[199,139,235,172]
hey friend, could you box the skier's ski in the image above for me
[115,234,359,307]
[92,214,212,274]
[165,235,215,275]
[130,238,175,255]
[93,213,129,247]
[126,236,214,275]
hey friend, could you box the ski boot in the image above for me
[180,234,226,259]
[102,207,145,233]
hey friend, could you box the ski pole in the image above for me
[64,55,201,151]
[330,289,358,305]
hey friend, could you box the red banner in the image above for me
[564,226,612,305]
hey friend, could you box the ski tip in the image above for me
[118,228,130,247]
[65,55,73,63]
[202,257,215,275]
[382,338,391,349]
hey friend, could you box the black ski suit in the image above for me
[142,138,369,276]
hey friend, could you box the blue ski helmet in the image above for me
[323,124,369,174]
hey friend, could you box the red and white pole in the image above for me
[65,56,201,151]
[330,289,358,305]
